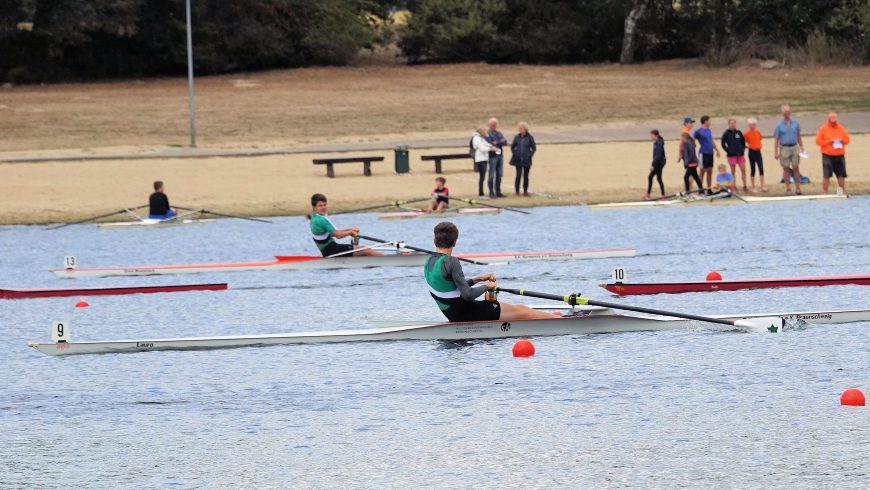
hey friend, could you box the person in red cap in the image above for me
[815,112,850,195]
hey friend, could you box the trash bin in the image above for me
[394,144,409,174]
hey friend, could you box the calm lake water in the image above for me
[1,198,869,488]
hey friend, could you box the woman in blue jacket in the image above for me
[509,122,536,196]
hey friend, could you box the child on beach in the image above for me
[427,177,450,212]
[744,118,768,192]
[714,164,736,193]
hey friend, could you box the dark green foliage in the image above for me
[3,0,869,82]
[0,0,383,82]
[401,0,870,65]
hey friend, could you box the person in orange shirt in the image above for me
[744,118,767,192]
[815,112,850,194]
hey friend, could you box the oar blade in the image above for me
[734,316,785,333]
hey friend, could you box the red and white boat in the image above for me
[601,273,870,296]
[378,207,500,220]
[0,283,227,299]
[50,248,637,279]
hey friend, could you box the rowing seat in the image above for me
[313,156,385,178]
[420,153,473,174]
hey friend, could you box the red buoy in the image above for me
[512,339,535,357]
[840,388,866,406]
[75,300,89,308]
[706,271,722,281]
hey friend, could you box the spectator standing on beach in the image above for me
[721,118,748,193]
[644,129,666,200]
[693,115,721,194]
[815,112,851,195]
[679,132,703,192]
[509,121,536,196]
[744,118,768,192]
[772,104,805,195]
[472,127,494,198]
[678,116,695,165]
[486,118,508,198]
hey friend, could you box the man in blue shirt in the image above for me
[486,118,508,198]
[772,104,805,195]
[693,115,721,194]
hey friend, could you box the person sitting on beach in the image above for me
[309,193,383,258]
[424,222,561,322]
[427,177,450,212]
[714,163,736,193]
[148,181,177,219]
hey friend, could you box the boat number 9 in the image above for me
[64,256,77,270]
[52,321,71,342]
[612,267,627,283]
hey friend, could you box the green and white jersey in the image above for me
[309,213,337,251]
[424,255,487,311]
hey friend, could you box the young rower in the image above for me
[148,180,177,219]
[424,222,560,322]
[309,193,383,257]
[713,163,736,193]
[427,177,449,212]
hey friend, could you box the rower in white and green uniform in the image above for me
[309,193,383,258]
[424,222,560,322]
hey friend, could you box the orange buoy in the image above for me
[75,300,89,308]
[512,339,535,357]
[840,388,866,406]
[706,271,722,281]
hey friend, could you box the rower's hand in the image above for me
[474,273,495,283]
[484,280,496,290]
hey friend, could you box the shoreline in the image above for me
[3,134,868,225]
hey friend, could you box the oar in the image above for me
[199,209,272,224]
[455,197,531,215]
[358,234,494,266]
[495,288,785,333]
[655,189,703,202]
[730,190,750,204]
[47,204,149,230]
[332,198,431,215]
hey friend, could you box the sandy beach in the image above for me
[2,134,868,225]
[2,62,869,224]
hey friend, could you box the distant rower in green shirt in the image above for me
[309,193,383,257]
[424,222,560,322]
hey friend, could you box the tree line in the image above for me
[2,0,869,83]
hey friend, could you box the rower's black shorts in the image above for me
[822,154,847,178]
[442,300,501,323]
[320,241,354,258]
[701,153,715,168]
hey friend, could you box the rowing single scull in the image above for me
[378,207,500,220]
[50,248,637,279]
[0,283,227,299]
[27,307,870,356]
[602,273,870,296]
[589,193,847,209]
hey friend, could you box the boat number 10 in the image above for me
[52,321,71,342]
[612,267,627,283]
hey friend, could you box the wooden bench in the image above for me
[421,153,473,174]
[313,156,385,178]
